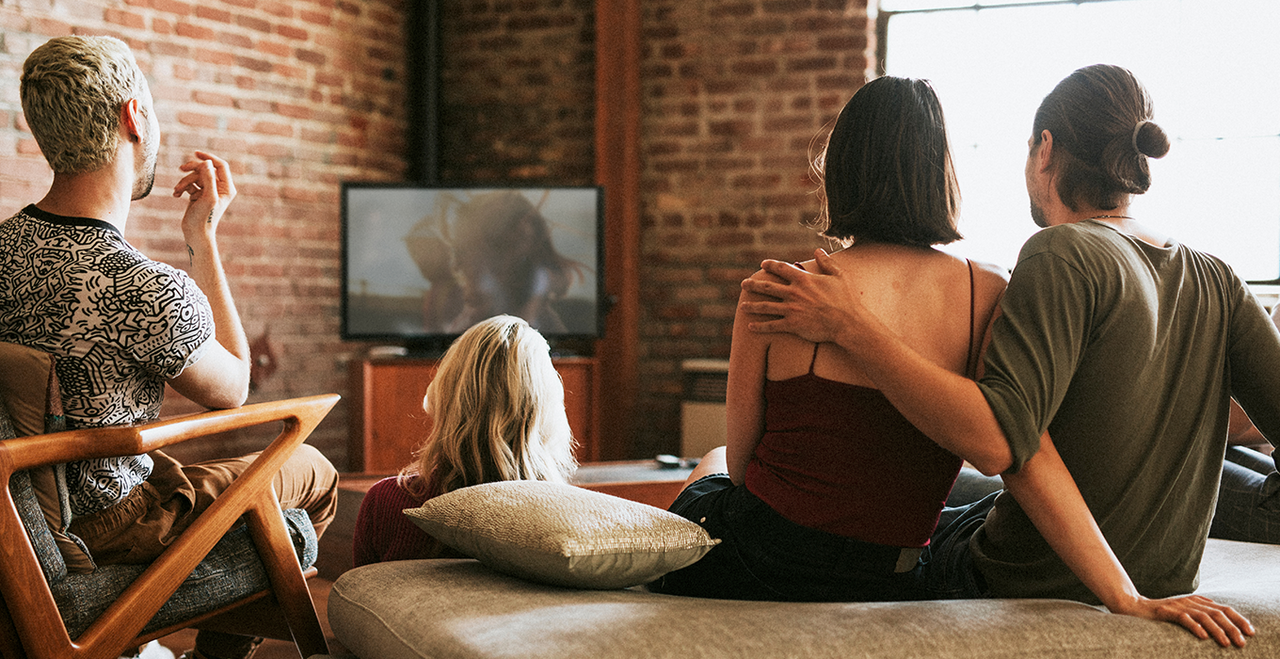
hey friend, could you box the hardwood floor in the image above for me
[155,577,348,658]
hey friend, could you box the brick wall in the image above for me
[438,0,873,458]
[438,0,597,184]
[0,0,874,466]
[632,0,871,456]
[0,0,411,467]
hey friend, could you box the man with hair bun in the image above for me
[0,35,338,659]
[741,64,1280,646]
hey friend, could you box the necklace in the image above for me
[1087,214,1134,221]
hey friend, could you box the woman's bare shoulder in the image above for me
[965,258,1011,322]
[968,258,1012,287]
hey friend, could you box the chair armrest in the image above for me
[0,393,339,658]
[0,394,339,473]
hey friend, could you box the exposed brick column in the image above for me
[634,0,871,456]
[0,0,412,468]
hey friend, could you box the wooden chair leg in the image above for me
[245,496,328,657]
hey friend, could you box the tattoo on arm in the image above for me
[207,210,215,225]
[187,245,194,266]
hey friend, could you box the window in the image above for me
[878,0,1280,282]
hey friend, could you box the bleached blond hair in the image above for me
[402,315,577,497]
[21,35,150,174]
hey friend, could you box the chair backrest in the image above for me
[0,342,96,575]
[1,408,67,584]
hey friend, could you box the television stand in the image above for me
[348,355,601,472]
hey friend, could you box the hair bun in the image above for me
[1132,120,1170,159]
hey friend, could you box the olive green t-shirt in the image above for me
[972,220,1280,602]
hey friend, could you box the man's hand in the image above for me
[739,249,862,345]
[1112,594,1254,648]
[173,150,237,241]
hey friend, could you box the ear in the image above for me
[1034,129,1055,174]
[120,98,145,143]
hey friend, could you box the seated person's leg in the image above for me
[674,445,729,492]
[184,444,340,537]
[946,467,1003,507]
[923,488,999,600]
[179,446,338,659]
[1210,446,1280,544]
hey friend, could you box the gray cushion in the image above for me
[329,539,1280,659]
[403,481,718,589]
[53,507,317,639]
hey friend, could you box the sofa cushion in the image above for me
[403,480,718,589]
[329,539,1280,659]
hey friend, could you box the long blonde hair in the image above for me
[401,315,577,497]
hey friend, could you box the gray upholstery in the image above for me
[329,538,1280,659]
[53,509,316,639]
[2,402,320,640]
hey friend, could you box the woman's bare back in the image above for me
[760,244,1008,386]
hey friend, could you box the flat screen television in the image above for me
[341,183,605,356]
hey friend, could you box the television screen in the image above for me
[341,184,604,353]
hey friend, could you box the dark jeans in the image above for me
[650,474,928,602]
[924,450,1280,601]
[1210,446,1280,543]
[921,484,999,600]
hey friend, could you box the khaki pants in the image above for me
[68,445,339,566]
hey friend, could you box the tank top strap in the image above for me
[964,258,978,379]
[789,260,822,376]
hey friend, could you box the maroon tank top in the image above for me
[743,259,978,547]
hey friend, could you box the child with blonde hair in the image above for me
[352,315,577,566]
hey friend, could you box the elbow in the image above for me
[968,446,1014,477]
[204,387,248,410]
[226,387,250,409]
[204,370,251,409]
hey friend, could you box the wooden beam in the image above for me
[594,0,642,460]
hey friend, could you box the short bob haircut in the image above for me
[401,315,577,498]
[21,35,150,175]
[1032,64,1170,212]
[810,76,961,247]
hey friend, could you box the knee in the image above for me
[290,444,340,492]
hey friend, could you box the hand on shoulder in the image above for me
[738,249,860,345]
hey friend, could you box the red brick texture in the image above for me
[633,0,870,456]
[438,0,597,184]
[0,1,411,467]
[0,0,873,465]
[440,0,872,457]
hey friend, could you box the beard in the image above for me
[132,164,155,200]
[131,130,159,201]
[1030,199,1049,228]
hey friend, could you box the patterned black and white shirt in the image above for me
[0,205,215,516]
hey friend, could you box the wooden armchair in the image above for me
[0,344,338,659]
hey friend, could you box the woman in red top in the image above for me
[652,76,1009,602]
[352,315,578,567]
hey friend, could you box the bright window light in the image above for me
[881,0,1280,281]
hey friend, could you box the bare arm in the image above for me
[725,275,772,484]
[1005,433,1254,647]
[740,250,1011,475]
[167,151,250,409]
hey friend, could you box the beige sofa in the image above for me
[318,525,1280,658]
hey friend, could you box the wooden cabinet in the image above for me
[348,357,600,473]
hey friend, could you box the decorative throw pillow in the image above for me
[403,480,718,589]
